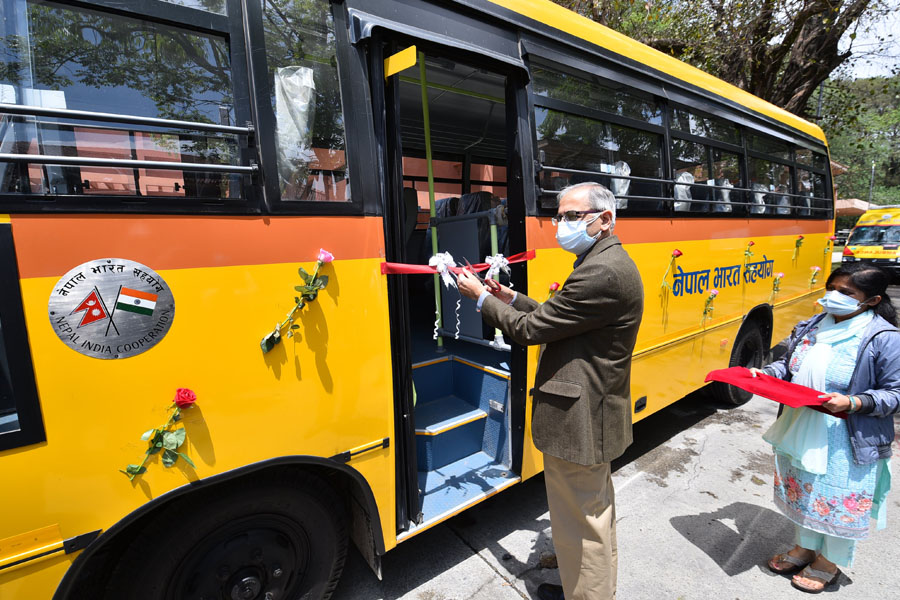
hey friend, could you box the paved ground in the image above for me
[331,286,900,600]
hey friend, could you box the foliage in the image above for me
[819,74,900,205]
[553,0,894,117]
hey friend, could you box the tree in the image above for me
[821,74,900,204]
[553,0,894,117]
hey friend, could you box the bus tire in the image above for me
[713,322,765,406]
[105,472,347,600]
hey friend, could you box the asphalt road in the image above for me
[332,286,900,600]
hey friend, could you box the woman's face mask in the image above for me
[555,214,600,255]
[817,289,866,316]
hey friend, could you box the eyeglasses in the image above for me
[551,209,603,226]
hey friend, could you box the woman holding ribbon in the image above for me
[750,263,900,593]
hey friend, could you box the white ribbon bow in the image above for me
[484,253,511,287]
[429,252,457,288]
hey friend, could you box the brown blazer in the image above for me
[481,234,643,465]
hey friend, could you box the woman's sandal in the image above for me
[791,565,840,593]
[767,552,812,575]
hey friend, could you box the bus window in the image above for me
[749,157,792,214]
[669,107,740,145]
[711,148,742,214]
[749,133,792,161]
[159,0,227,14]
[671,139,710,212]
[0,224,43,449]
[0,0,241,201]
[535,108,663,212]
[262,0,349,202]
[531,66,662,125]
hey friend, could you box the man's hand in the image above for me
[488,281,516,305]
[817,392,852,413]
[748,368,767,378]
[457,269,487,300]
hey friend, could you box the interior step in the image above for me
[415,395,487,470]
[402,451,519,540]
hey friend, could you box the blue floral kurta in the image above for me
[772,324,890,540]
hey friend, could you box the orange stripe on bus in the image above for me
[10,215,386,279]
[527,217,831,248]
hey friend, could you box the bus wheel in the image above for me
[713,323,765,406]
[106,474,347,600]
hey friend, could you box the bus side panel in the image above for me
[0,215,399,595]
[520,216,831,480]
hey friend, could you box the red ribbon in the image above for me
[380,250,536,275]
[705,366,847,419]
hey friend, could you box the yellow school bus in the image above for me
[841,205,900,279]
[0,0,834,598]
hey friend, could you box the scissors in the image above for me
[463,257,500,292]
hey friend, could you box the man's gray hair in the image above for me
[557,182,616,229]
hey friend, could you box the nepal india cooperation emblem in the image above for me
[48,258,175,359]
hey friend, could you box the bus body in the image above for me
[841,205,900,278]
[0,0,834,598]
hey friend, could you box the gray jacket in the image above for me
[763,311,900,465]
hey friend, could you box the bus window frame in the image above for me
[0,223,45,451]
[0,0,263,214]
[525,45,834,220]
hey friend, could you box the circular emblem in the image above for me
[48,258,175,359]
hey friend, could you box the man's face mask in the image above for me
[555,213,601,255]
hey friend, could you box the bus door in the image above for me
[372,37,531,537]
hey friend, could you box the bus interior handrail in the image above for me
[0,153,257,174]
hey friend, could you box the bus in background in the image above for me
[0,0,833,598]
[841,205,900,279]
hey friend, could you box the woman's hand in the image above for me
[817,392,853,413]
[748,368,767,378]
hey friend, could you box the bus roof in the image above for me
[485,0,827,144]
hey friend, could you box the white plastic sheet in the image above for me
[274,66,317,196]
[673,171,694,212]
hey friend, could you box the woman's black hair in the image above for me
[826,263,897,326]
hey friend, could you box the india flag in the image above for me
[116,287,157,316]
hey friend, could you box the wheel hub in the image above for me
[231,575,262,600]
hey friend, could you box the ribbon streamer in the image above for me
[454,297,461,339]
[381,250,536,276]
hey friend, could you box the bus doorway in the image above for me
[379,46,525,538]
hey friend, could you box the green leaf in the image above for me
[261,331,282,354]
[179,452,196,468]
[141,428,156,441]
[291,324,300,330]
[299,267,311,283]
[316,275,328,289]
[294,296,300,304]
[294,286,306,292]
[162,448,178,467]
[147,444,162,455]
[173,427,186,447]
[125,464,143,475]
[162,431,178,450]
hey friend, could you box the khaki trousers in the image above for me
[543,453,617,600]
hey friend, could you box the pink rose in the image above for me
[672,249,683,258]
[747,241,755,246]
[776,272,784,279]
[174,388,197,409]
[317,248,334,264]
[709,289,718,297]
[829,235,837,241]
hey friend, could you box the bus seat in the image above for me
[713,178,733,213]
[751,183,768,214]
[674,171,693,212]
[611,160,630,210]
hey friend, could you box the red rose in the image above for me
[798,235,804,240]
[549,282,560,292]
[672,249,683,258]
[174,388,197,409]
[748,241,755,246]
[829,235,837,241]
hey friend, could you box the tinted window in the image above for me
[531,67,662,125]
[749,134,791,161]
[536,107,662,209]
[0,0,241,200]
[160,0,226,14]
[669,107,740,145]
[262,0,349,202]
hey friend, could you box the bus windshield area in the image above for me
[848,226,900,245]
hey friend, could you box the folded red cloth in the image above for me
[705,366,847,419]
